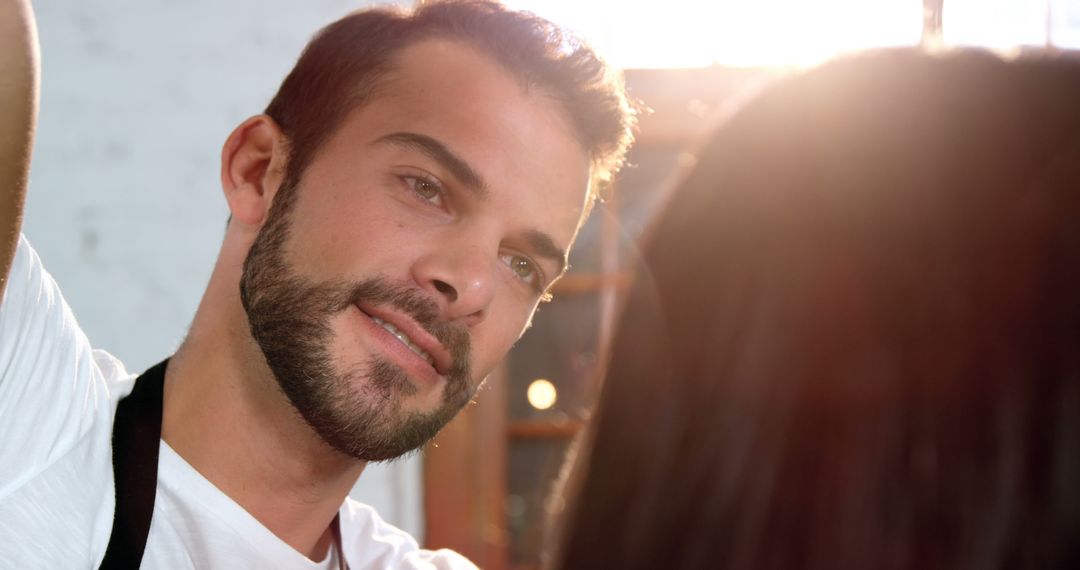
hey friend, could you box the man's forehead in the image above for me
[323,39,593,247]
[374,38,588,151]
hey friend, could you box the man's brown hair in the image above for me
[264,0,637,198]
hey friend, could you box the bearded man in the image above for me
[0,1,635,567]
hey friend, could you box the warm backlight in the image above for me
[508,1,1080,69]
[507,0,923,68]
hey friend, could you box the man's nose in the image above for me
[412,240,496,327]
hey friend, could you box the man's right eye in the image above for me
[402,175,445,206]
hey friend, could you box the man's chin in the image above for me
[269,356,474,462]
[318,405,464,463]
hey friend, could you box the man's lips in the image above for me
[356,303,453,375]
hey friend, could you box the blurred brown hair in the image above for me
[554,48,1080,569]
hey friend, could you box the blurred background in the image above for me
[21,1,1080,568]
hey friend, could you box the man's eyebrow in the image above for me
[375,132,488,198]
[524,229,568,278]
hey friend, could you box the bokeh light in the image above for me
[526,379,558,411]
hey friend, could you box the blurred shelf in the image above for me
[551,271,632,295]
[508,419,585,440]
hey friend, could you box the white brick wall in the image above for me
[23,0,423,539]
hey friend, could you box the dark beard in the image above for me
[238,185,474,462]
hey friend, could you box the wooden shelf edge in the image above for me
[507,419,585,439]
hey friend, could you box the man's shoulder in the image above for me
[93,347,136,394]
[339,498,478,569]
[2,234,135,388]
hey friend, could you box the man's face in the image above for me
[240,39,591,461]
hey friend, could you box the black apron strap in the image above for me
[100,358,169,570]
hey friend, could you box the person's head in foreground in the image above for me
[222,0,635,462]
[552,49,1080,569]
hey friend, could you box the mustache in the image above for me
[337,278,472,377]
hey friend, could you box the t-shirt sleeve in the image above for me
[340,499,479,569]
[0,235,121,496]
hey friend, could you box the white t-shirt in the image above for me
[0,236,475,569]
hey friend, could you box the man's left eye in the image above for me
[501,253,543,291]
[510,255,534,279]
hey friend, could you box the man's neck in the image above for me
[160,272,365,560]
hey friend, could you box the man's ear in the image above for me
[220,115,288,227]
